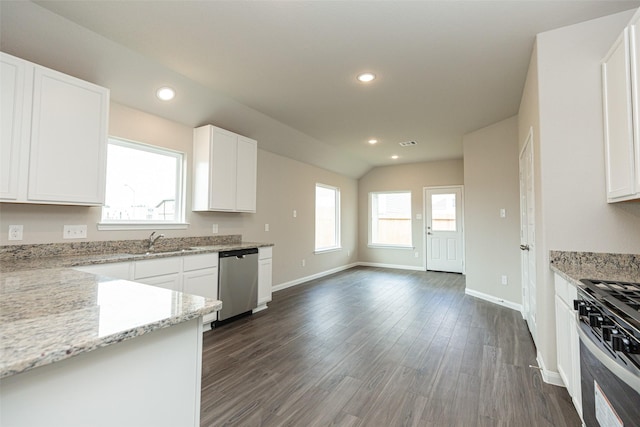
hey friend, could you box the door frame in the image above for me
[423,185,465,274]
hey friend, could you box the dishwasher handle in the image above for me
[219,248,259,258]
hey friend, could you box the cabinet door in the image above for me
[630,18,640,196]
[257,258,272,307]
[183,267,218,323]
[183,268,218,299]
[236,136,257,212]
[602,29,636,201]
[0,53,28,200]
[555,295,574,397]
[27,66,109,205]
[136,274,181,292]
[209,127,237,211]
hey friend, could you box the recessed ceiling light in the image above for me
[156,86,175,101]
[357,72,376,83]
[368,139,378,144]
[391,155,399,160]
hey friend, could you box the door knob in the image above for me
[520,244,530,251]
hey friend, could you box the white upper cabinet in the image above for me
[0,52,109,206]
[193,124,257,212]
[0,53,28,200]
[602,18,640,203]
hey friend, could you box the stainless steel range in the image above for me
[574,279,640,427]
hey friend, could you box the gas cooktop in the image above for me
[580,279,640,334]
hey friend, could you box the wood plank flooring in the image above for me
[200,267,581,427]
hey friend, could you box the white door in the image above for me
[425,186,464,273]
[520,129,537,343]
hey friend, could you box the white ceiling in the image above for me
[2,1,639,177]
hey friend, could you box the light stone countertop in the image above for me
[549,250,640,287]
[0,238,273,379]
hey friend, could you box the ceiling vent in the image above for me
[399,141,417,147]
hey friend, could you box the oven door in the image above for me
[578,325,640,427]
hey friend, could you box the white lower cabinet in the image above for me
[75,252,220,330]
[255,247,273,313]
[183,254,219,327]
[554,274,582,418]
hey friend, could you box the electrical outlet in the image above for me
[347,250,350,257]
[414,251,419,258]
[302,259,306,267]
[63,225,87,239]
[293,210,297,218]
[8,225,23,241]
[500,208,506,218]
[501,275,508,285]
[265,223,270,232]
[212,224,219,234]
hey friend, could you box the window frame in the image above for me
[368,190,413,249]
[314,183,341,253]
[98,137,187,231]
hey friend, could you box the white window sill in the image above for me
[314,247,342,255]
[368,244,414,250]
[98,222,189,231]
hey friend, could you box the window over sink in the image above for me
[98,137,186,230]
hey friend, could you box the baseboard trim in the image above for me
[356,262,425,271]
[272,263,359,293]
[537,351,564,387]
[464,288,523,313]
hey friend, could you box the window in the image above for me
[430,193,457,231]
[370,191,412,247]
[100,137,185,228]
[315,184,340,251]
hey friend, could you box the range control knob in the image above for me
[601,326,614,341]
[573,300,583,311]
[611,335,639,354]
[589,313,603,327]
[579,305,592,317]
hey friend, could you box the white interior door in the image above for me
[519,129,537,343]
[425,186,464,273]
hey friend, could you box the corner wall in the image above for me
[463,116,521,307]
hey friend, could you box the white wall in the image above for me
[0,101,358,287]
[519,9,640,373]
[357,160,464,269]
[463,116,521,306]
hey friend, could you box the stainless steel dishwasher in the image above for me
[218,248,259,322]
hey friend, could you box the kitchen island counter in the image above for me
[0,266,221,379]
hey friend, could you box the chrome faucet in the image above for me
[147,231,165,251]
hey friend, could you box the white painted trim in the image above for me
[536,351,564,387]
[465,288,523,312]
[272,263,359,293]
[357,262,424,271]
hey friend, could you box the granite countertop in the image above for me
[0,236,274,379]
[549,250,640,287]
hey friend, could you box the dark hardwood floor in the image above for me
[200,266,581,427]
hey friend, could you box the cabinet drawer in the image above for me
[134,257,181,279]
[258,247,272,260]
[183,253,218,272]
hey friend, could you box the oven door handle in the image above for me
[578,326,640,393]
